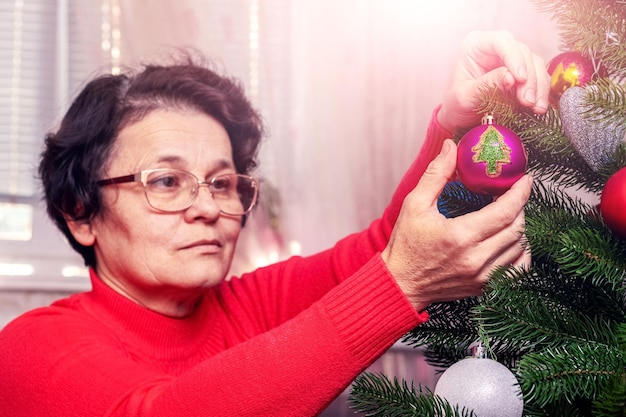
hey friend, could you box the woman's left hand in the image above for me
[437,30,550,132]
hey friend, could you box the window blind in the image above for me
[0,1,56,198]
[0,1,106,289]
[0,1,105,199]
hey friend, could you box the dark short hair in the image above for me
[39,54,264,267]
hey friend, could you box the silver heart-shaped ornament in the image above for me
[559,86,626,172]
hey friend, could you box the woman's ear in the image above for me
[65,217,96,247]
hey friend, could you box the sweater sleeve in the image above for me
[162,256,428,416]
[226,105,451,325]
[0,256,426,417]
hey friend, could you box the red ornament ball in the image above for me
[547,51,605,107]
[456,117,527,196]
[600,167,626,239]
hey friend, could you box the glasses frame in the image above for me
[97,168,259,216]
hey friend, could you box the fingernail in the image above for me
[517,66,527,80]
[524,88,536,103]
[441,140,452,155]
[535,98,548,112]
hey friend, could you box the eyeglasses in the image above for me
[97,169,259,216]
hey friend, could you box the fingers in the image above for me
[512,246,532,270]
[458,174,533,241]
[490,31,550,113]
[530,54,551,114]
[464,31,527,80]
[461,175,532,284]
[407,139,457,212]
[507,41,549,114]
[479,209,527,268]
[467,30,550,114]
[438,31,551,131]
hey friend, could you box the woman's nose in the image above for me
[185,184,222,219]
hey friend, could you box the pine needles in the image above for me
[349,373,476,417]
[348,1,626,415]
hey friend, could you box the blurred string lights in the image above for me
[101,0,121,74]
[248,0,259,104]
[245,0,302,269]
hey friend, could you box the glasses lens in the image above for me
[211,174,258,215]
[144,169,196,212]
[143,170,258,215]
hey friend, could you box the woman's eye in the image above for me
[149,174,181,190]
[211,177,231,192]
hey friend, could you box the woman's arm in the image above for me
[0,256,425,417]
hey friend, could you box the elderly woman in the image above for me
[0,31,548,416]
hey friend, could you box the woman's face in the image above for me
[71,108,242,316]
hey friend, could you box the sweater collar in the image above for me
[84,269,224,359]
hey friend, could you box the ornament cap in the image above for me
[481,113,495,126]
[472,342,487,358]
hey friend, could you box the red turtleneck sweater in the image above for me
[0,108,448,417]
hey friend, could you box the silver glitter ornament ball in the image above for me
[434,357,523,417]
[559,86,626,172]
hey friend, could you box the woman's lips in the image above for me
[181,239,222,252]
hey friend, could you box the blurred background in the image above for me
[0,1,559,415]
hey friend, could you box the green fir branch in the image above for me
[348,372,476,417]
[421,345,474,373]
[525,182,599,259]
[518,106,572,155]
[525,181,626,290]
[617,322,626,349]
[402,298,479,370]
[554,225,626,290]
[584,79,626,126]
[523,396,590,417]
[475,266,620,355]
[591,373,626,417]
[525,182,597,241]
[519,110,605,193]
[592,324,626,415]
[510,259,625,322]
[531,0,626,79]
[517,343,626,409]
[525,145,605,194]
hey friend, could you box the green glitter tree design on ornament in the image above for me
[471,125,511,177]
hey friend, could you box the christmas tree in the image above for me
[348,0,626,416]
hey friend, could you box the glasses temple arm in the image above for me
[97,174,137,186]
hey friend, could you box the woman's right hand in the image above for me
[381,139,532,312]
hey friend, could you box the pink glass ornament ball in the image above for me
[456,119,527,196]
